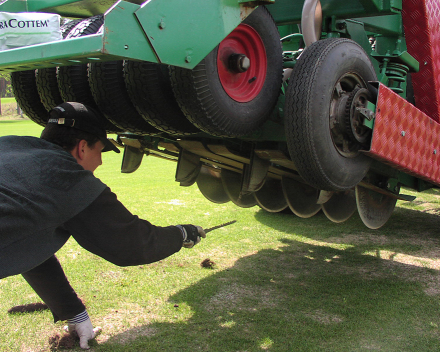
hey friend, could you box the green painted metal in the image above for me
[268,0,400,26]
[0,1,160,73]
[358,14,402,36]
[0,0,27,12]
[27,0,83,11]
[0,1,144,18]
[102,1,157,62]
[238,0,274,3]
[0,35,106,73]
[0,0,255,70]
[134,0,252,69]
[0,0,81,12]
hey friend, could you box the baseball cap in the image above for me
[47,102,120,153]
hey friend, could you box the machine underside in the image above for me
[1,0,439,229]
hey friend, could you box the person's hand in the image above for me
[176,225,206,248]
[66,311,101,349]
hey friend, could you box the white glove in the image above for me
[66,310,101,349]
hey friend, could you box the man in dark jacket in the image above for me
[0,102,205,349]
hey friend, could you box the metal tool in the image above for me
[204,220,237,234]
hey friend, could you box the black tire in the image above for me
[36,68,63,111]
[170,6,283,137]
[124,61,199,135]
[57,16,120,133]
[12,19,83,125]
[285,38,375,191]
[11,70,47,125]
[36,19,82,111]
[89,60,160,135]
[57,15,103,108]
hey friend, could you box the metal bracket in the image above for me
[121,145,144,174]
[175,149,201,187]
[242,151,270,194]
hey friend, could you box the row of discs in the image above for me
[196,166,398,229]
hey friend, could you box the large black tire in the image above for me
[36,19,82,111]
[124,61,199,135]
[285,38,376,191]
[89,60,160,135]
[11,70,47,126]
[57,16,120,133]
[57,16,103,109]
[36,68,63,111]
[11,19,82,125]
[170,6,283,137]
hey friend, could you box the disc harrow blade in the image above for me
[322,190,356,223]
[196,166,230,204]
[355,185,398,229]
[221,169,257,208]
[281,176,321,218]
[254,177,288,213]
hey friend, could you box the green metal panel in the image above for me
[358,14,402,36]
[27,0,83,11]
[101,1,157,62]
[0,0,27,12]
[0,1,159,73]
[268,0,400,26]
[0,0,145,17]
[135,0,253,69]
[0,35,105,72]
[0,0,82,12]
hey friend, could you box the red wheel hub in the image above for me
[217,24,267,103]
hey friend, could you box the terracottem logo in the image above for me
[0,18,50,29]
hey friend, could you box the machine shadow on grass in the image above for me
[99,207,440,352]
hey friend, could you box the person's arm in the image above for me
[21,254,85,323]
[62,187,188,266]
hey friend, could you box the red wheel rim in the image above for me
[217,24,267,103]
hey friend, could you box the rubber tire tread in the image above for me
[285,38,375,191]
[89,60,159,135]
[11,19,84,124]
[124,61,199,135]
[57,16,120,133]
[57,15,103,108]
[11,70,47,126]
[36,19,82,111]
[170,6,283,137]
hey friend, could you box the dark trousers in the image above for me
[22,255,85,322]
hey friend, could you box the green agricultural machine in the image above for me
[0,0,439,229]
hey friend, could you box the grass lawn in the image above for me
[1,120,440,351]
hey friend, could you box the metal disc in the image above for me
[254,178,288,213]
[322,190,357,223]
[221,169,257,208]
[355,185,398,229]
[281,177,321,218]
[196,166,230,204]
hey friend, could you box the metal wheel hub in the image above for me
[228,54,250,73]
[345,87,371,145]
[329,75,369,157]
[217,23,267,103]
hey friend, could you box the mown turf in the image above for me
[1,120,440,351]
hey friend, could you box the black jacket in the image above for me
[1,136,183,320]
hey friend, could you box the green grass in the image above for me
[1,97,17,104]
[1,120,440,351]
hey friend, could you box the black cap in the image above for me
[47,102,120,153]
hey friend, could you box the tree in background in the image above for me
[0,72,13,97]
